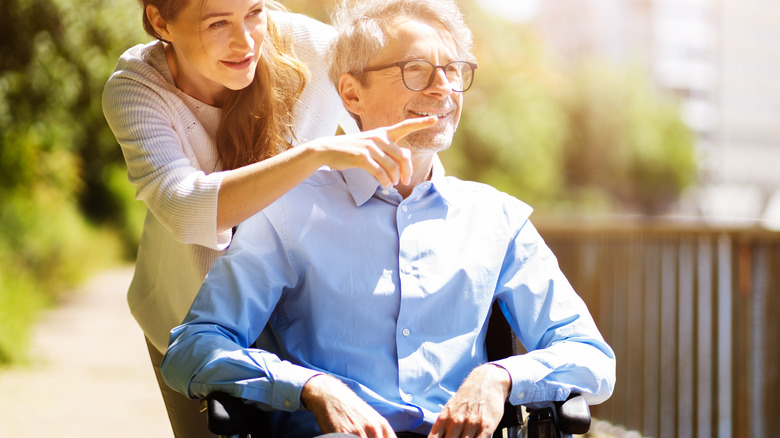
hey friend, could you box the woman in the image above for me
[102,0,434,435]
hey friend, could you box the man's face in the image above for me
[350,17,463,153]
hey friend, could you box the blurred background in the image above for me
[0,0,778,437]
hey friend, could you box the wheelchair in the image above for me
[201,302,592,438]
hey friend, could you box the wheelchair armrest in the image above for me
[202,392,271,436]
[553,393,591,435]
[201,391,591,437]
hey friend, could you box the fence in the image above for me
[537,221,780,438]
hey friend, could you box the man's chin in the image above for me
[403,130,454,152]
[404,124,456,151]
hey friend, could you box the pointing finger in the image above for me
[386,116,437,143]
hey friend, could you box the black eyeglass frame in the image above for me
[360,59,478,92]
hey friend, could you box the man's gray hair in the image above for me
[327,0,475,89]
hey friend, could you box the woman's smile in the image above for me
[221,55,254,70]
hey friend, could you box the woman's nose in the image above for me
[230,25,254,51]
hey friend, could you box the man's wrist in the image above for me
[300,373,349,412]
[300,373,326,411]
[483,363,512,400]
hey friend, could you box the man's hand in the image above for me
[428,364,511,438]
[301,374,396,438]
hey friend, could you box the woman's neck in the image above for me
[164,42,227,107]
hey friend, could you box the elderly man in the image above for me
[161,1,615,437]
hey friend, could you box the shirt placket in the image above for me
[396,194,420,407]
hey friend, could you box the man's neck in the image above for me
[394,154,434,199]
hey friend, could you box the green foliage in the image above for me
[439,1,698,215]
[441,2,568,208]
[0,0,147,365]
[0,184,124,365]
[0,265,46,365]
[560,61,698,214]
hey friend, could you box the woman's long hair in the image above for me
[217,15,307,169]
[140,0,308,170]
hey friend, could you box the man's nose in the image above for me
[425,68,454,96]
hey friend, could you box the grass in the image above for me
[0,188,127,367]
[0,268,49,364]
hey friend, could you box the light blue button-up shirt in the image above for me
[161,167,615,437]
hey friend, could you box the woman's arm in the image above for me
[216,116,435,231]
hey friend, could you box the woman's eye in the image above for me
[209,20,228,29]
[247,8,264,17]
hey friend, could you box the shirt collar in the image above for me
[428,157,454,205]
[341,156,454,207]
[342,168,382,207]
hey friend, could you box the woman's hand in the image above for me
[305,116,437,188]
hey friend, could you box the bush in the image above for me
[0,0,146,365]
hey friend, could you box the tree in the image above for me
[441,1,569,209]
[441,1,698,215]
[560,61,698,214]
[0,0,147,364]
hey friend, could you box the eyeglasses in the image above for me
[360,59,478,92]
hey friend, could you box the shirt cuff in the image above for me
[268,363,323,412]
[492,355,561,405]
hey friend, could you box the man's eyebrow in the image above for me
[202,1,263,21]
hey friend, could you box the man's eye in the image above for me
[446,66,463,76]
[405,64,426,72]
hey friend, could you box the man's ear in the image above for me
[338,73,365,118]
[146,4,175,42]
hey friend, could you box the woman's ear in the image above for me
[146,4,175,42]
[338,73,365,118]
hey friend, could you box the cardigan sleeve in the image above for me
[102,48,231,251]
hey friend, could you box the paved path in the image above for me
[0,266,172,437]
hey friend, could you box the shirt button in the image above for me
[283,399,292,408]
[402,393,413,403]
[382,189,390,196]
[402,328,411,337]
[401,205,408,213]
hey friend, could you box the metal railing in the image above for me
[537,221,780,438]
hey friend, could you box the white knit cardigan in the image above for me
[102,11,355,353]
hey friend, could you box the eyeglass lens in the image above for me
[401,60,474,92]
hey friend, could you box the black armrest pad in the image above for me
[554,393,591,434]
[205,392,247,435]
[205,392,271,436]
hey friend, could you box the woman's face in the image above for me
[161,0,267,105]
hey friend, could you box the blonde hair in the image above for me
[327,0,474,88]
[139,0,308,169]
